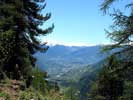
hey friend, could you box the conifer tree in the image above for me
[88,1,133,99]
[88,57,124,100]
[100,0,133,82]
[100,0,133,79]
[101,0,133,51]
[0,0,54,79]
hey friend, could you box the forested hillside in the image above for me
[0,0,132,100]
[0,0,66,99]
[34,45,107,78]
[88,0,133,100]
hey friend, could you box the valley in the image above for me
[34,45,107,80]
[34,44,113,99]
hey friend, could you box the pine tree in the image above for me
[88,57,124,100]
[88,1,133,100]
[0,0,54,79]
[101,0,133,50]
[100,0,133,81]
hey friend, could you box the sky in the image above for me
[40,0,131,46]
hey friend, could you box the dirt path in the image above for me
[0,80,24,100]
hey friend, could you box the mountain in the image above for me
[34,45,110,80]
[34,44,119,99]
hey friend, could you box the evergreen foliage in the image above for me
[31,67,49,94]
[101,0,133,51]
[88,0,133,100]
[0,0,54,79]
[88,57,124,100]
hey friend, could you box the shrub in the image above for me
[19,88,44,100]
[31,67,49,94]
[0,92,10,100]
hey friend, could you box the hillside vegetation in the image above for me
[0,0,132,100]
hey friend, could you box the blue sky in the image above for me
[40,0,131,46]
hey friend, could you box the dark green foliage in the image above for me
[101,0,133,14]
[64,86,79,100]
[88,57,124,100]
[89,1,133,99]
[0,0,53,80]
[88,54,133,100]
[101,0,133,51]
[100,0,117,14]
[98,69,123,100]
[118,81,133,100]
[31,67,49,94]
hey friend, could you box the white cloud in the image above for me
[43,40,97,47]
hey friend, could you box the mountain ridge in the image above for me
[34,44,109,79]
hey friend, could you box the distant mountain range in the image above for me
[34,44,112,80]
[34,44,121,100]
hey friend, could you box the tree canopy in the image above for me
[88,0,133,100]
[0,0,54,79]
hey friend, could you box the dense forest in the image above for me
[0,0,132,100]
